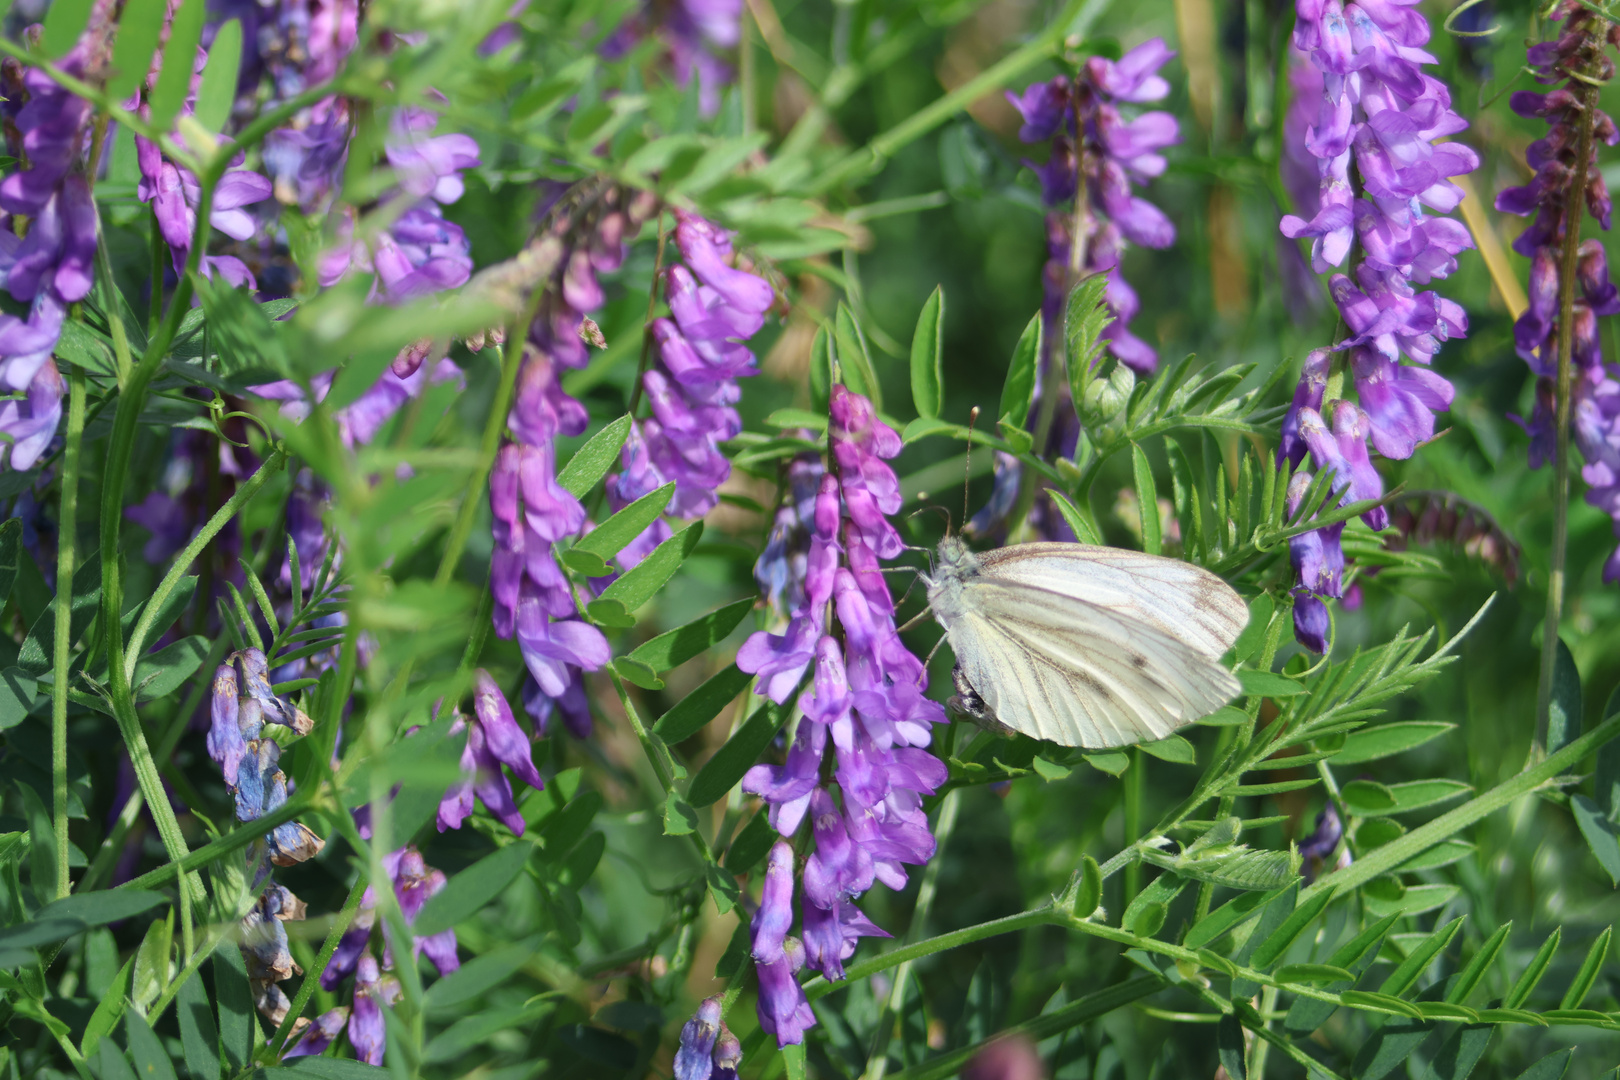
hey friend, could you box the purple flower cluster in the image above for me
[607,212,771,564]
[1495,2,1620,580]
[258,0,360,210]
[737,386,948,1046]
[609,0,743,117]
[437,669,543,834]
[0,7,117,471]
[207,649,326,1023]
[674,996,743,1080]
[133,37,274,289]
[489,188,660,736]
[297,844,458,1064]
[1006,39,1179,374]
[1275,0,1478,649]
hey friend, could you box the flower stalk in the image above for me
[1537,79,1603,759]
[50,365,84,899]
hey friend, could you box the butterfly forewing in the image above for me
[952,575,1241,748]
[930,540,1248,749]
[975,543,1248,660]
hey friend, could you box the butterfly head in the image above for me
[935,535,979,580]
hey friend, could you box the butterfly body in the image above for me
[924,537,1247,749]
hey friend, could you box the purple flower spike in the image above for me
[1496,1,1620,577]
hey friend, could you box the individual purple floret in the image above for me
[438,670,543,834]
[675,997,732,1080]
[347,952,400,1067]
[737,386,945,1046]
[750,842,818,1045]
[1495,1,1620,579]
[282,1007,349,1059]
[1299,804,1351,881]
[1273,0,1478,649]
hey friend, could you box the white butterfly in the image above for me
[925,537,1248,749]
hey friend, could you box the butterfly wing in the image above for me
[975,543,1248,661]
[946,574,1242,748]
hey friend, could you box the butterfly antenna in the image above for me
[962,406,980,533]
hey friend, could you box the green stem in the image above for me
[434,335,525,587]
[803,907,1055,1002]
[1122,748,1143,909]
[125,447,286,676]
[1534,77,1600,760]
[51,368,86,899]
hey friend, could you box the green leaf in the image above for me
[1514,1050,1573,1080]
[1064,273,1113,398]
[1548,637,1581,755]
[999,313,1041,427]
[809,327,832,413]
[1597,683,1620,817]
[1342,779,1397,815]
[95,1041,138,1080]
[687,701,792,807]
[1184,887,1281,950]
[1420,1024,1493,1080]
[1445,921,1511,1007]
[81,954,134,1056]
[1046,488,1103,545]
[42,0,92,57]
[1216,1013,1245,1080]
[134,636,209,702]
[1130,443,1162,556]
[1275,963,1354,985]
[18,556,101,674]
[1330,721,1454,765]
[1031,756,1071,781]
[1083,751,1129,776]
[714,921,749,980]
[1250,887,1335,970]
[652,663,752,743]
[423,938,537,1013]
[1341,989,1425,1019]
[212,945,255,1072]
[1560,925,1610,1009]
[0,889,168,952]
[560,482,674,576]
[1198,706,1248,727]
[108,0,167,98]
[194,19,242,134]
[1572,795,1620,886]
[1230,593,1272,664]
[723,810,775,874]
[624,597,753,674]
[587,522,703,628]
[1237,669,1305,698]
[1231,883,1294,997]
[1505,927,1561,1009]
[127,1009,179,1080]
[1385,779,1471,815]
[257,1062,396,1079]
[1121,873,1184,934]
[1129,901,1166,937]
[706,862,740,915]
[1284,912,1398,1034]
[834,304,881,411]
[1138,733,1194,764]
[1072,855,1101,918]
[0,518,21,613]
[1364,882,1458,918]
[1380,916,1465,998]
[663,791,699,836]
[764,408,828,432]
[557,415,633,498]
[148,0,205,131]
[909,286,945,419]
[413,842,532,938]
[0,667,38,729]
[1394,838,1473,873]
[176,962,221,1080]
